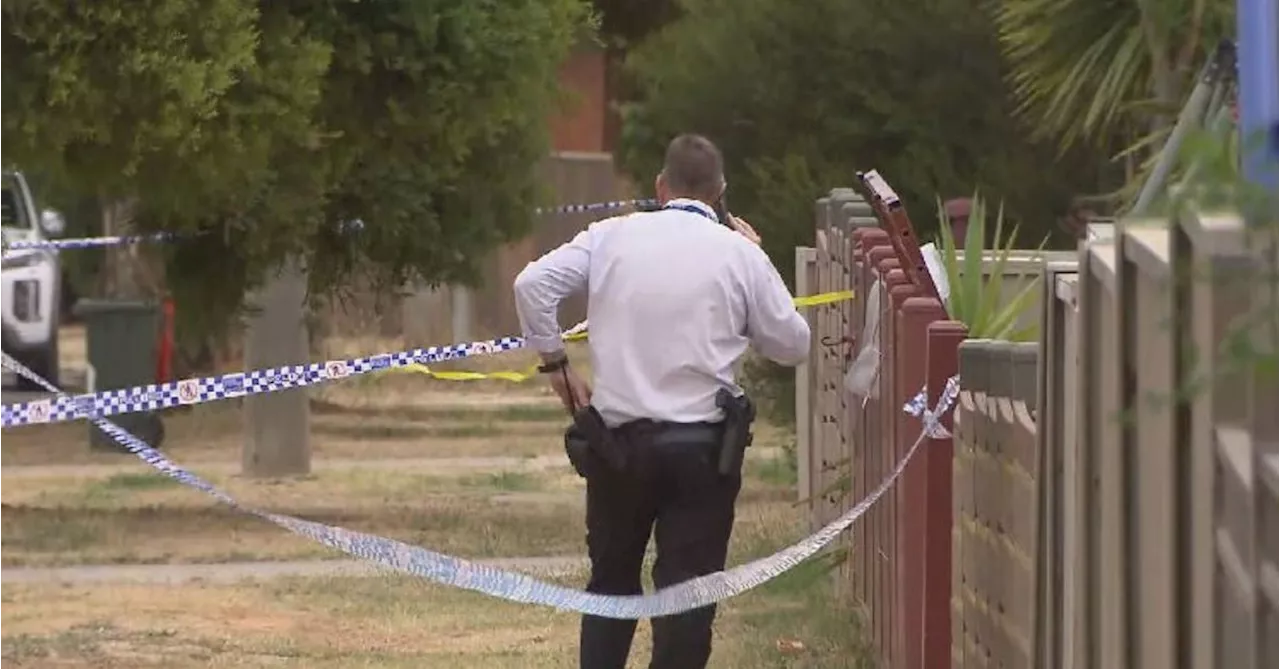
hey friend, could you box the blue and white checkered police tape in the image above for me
[2,200,658,254]
[4,231,177,252]
[904,386,929,419]
[538,198,656,215]
[902,378,959,439]
[0,335,526,428]
[0,351,960,619]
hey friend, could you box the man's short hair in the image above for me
[662,134,724,200]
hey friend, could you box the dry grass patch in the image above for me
[4,360,805,573]
[1,391,568,467]
[1,573,864,668]
[1,494,589,568]
[1,465,584,509]
[2,508,869,668]
[1,447,801,568]
[1,465,587,567]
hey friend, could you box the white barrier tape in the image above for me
[2,200,658,255]
[562,319,590,338]
[0,352,959,619]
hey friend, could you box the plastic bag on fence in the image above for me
[843,278,882,400]
[920,243,950,305]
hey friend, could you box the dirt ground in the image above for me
[1,337,866,667]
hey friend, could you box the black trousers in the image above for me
[579,422,742,669]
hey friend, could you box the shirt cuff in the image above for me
[524,333,567,355]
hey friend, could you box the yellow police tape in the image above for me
[387,289,855,383]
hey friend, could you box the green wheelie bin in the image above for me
[73,299,166,450]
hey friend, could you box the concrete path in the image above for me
[2,555,590,586]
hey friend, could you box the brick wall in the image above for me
[550,43,608,153]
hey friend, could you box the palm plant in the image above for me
[934,195,1045,341]
[992,0,1236,202]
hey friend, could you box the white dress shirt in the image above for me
[513,198,811,427]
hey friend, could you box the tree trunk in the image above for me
[242,259,311,478]
[100,195,142,299]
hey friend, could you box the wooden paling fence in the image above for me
[795,180,1279,669]
[796,179,969,669]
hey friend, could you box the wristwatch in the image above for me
[537,353,569,374]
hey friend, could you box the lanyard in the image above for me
[662,202,718,223]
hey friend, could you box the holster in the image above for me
[715,388,756,478]
[563,406,627,478]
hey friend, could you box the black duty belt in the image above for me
[613,420,723,447]
[647,424,722,447]
[567,402,751,479]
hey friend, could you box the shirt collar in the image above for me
[662,198,719,224]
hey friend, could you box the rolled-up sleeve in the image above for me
[513,227,594,354]
[744,246,811,366]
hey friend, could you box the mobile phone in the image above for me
[713,191,732,227]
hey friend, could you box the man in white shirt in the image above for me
[513,134,811,669]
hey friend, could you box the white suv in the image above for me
[2,170,65,389]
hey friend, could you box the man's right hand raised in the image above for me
[729,216,762,246]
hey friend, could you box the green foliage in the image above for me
[3,0,591,341]
[3,1,264,197]
[993,0,1235,156]
[741,352,797,427]
[1108,57,1272,220]
[592,0,680,48]
[617,0,1112,286]
[1167,121,1279,226]
[617,0,1112,425]
[934,195,1045,341]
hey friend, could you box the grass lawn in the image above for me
[1,559,870,668]
[2,379,570,565]
[2,373,797,568]
[1,340,869,666]
[1,456,800,568]
[1,441,867,667]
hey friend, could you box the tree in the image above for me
[618,0,1112,277]
[592,0,680,49]
[616,0,1117,425]
[992,0,1236,183]
[3,0,590,343]
[3,0,271,296]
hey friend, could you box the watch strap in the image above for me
[537,356,569,374]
